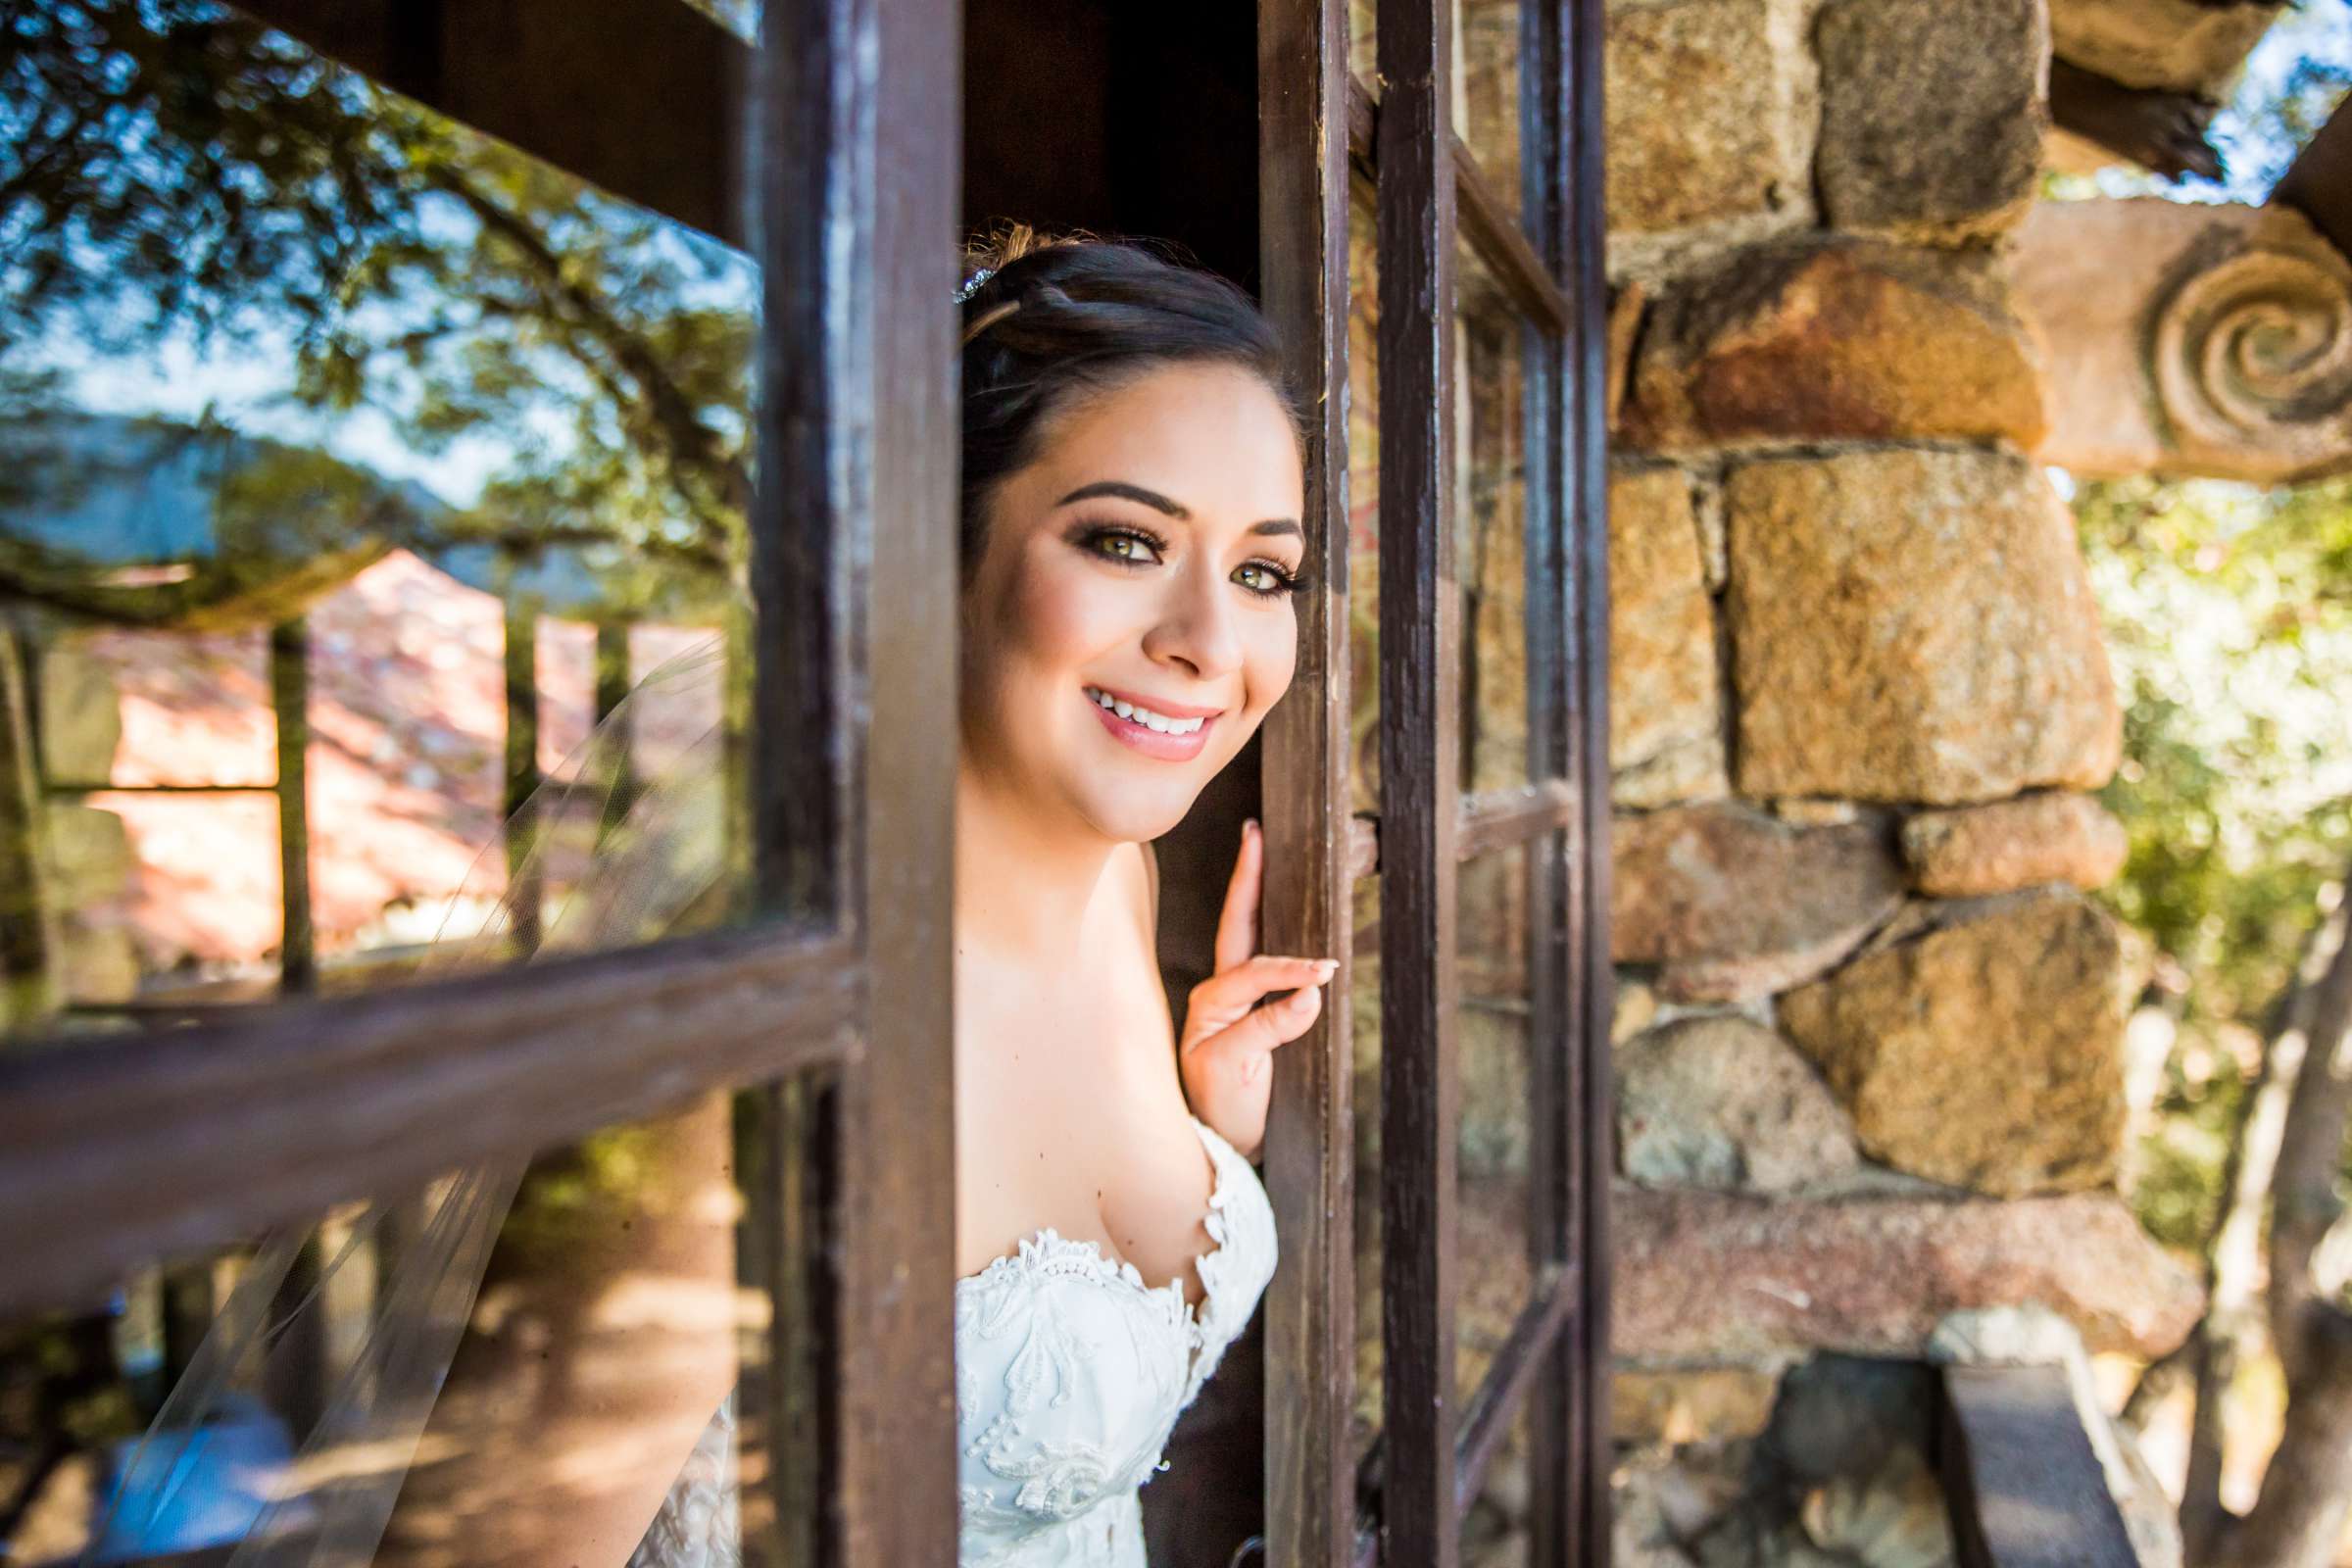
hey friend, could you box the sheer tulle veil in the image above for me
[84,633,737,1568]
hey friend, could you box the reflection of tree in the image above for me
[1,0,752,611]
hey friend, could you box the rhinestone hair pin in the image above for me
[954,266,996,305]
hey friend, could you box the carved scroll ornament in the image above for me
[2151,214,2352,482]
[2013,199,2352,485]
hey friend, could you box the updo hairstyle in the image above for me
[956,227,1299,576]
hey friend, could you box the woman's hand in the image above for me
[1178,818,1336,1161]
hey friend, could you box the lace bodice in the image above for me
[955,1116,1278,1567]
[630,1116,1275,1568]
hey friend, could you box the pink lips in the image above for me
[1085,688,1218,761]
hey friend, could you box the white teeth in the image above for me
[1087,687,1208,736]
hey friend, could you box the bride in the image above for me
[943,230,1324,1564]
[95,231,1328,1568]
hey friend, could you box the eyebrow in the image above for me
[1056,480,1303,542]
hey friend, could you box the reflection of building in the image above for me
[1,415,720,1018]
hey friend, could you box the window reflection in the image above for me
[0,1086,816,1568]
[0,15,769,1553]
[1,0,755,1034]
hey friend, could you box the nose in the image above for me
[1140,554,1244,683]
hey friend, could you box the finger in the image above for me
[1186,955,1336,1031]
[1213,818,1264,974]
[1201,984,1325,1077]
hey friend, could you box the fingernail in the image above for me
[1316,958,1339,977]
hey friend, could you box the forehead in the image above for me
[1021,362,1302,523]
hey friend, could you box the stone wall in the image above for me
[1588,1,2202,1563]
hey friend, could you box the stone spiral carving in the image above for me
[2151,218,2352,482]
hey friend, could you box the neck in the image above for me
[954,761,1120,964]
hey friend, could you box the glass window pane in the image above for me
[1456,841,1538,1405]
[1348,191,1383,817]
[1351,0,1377,93]
[0,1084,824,1568]
[1460,1392,1537,1561]
[1350,869,1384,1464]
[1456,239,1535,797]
[1,5,760,1046]
[1457,0,1524,222]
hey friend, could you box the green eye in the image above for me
[1235,561,1300,598]
[1082,526,1164,564]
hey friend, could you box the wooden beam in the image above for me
[1939,1364,2139,1568]
[2049,56,2225,183]
[1376,0,1463,1556]
[1453,1262,1579,1514]
[0,923,860,1318]
[1556,3,1618,1563]
[763,0,964,1557]
[2276,91,2352,262]
[1259,0,1361,1563]
[1458,780,1576,861]
[1346,74,1569,336]
[270,618,316,995]
[0,629,59,1027]
[1454,147,1569,336]
[229,0,748,247]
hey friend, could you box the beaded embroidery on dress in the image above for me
[627,1114,1274,1567]
[953,1115,1278,1567]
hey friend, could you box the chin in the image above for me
[1073,776,1206,845]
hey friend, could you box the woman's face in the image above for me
[959,361,1306,844]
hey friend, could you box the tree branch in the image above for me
[2226,1305,2352,1568]
[420,164,751,542]
[2270,882,2352,1384]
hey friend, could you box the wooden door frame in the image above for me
[1255,1,1613,1563]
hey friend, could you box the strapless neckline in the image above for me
[951,1113,1278,1565]
[956,1114,1236,1308]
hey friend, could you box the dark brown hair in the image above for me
[956,227,1298,573]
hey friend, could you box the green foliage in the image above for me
[2,0,748,619]
[2079,473,2352,1248]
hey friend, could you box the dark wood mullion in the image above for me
[41,782,276,797]
[270,618,316,996]
[1514,3,1590,1560]
[1454,1260,1580,1513]
[0,922,859,1317]
[1259,0,1359,1563]
[1344,77,1567,337]
[1454,158,1569,337]
[1560,0,1618,1560]
[1457,780,1575,860]
[1375,0,1460,1560]
[762,0,965,1556]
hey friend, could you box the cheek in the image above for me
[1001,550,1129,683]
[1247,615,1299,713]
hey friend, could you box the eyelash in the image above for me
[1076,523,1307,600]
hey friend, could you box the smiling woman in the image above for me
[942,233,1334,1564]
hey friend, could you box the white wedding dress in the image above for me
[627,1114,1278,1568]
[956,1116,1278,1566]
